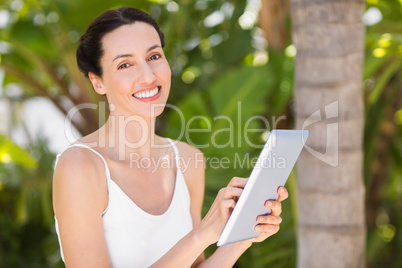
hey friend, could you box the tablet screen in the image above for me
[217,129,308,246]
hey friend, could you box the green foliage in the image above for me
[364,0,402,267]
[0,137,59,267]
[0,134,37,168]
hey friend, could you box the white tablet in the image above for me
[217,129,309,246]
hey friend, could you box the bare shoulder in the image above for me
[173,140,205,173]
[171,140,205,195]
[52,145,111,266]
[54,146,105,182]
[53,146,108,216]
[174,140,203,156]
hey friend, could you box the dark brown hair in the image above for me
[76,7,165,78]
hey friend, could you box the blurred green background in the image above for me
[0,0,401,267]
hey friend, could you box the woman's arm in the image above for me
[149,142,248,267]
[196,187,288,267]
[149,175,249,268]
[53,147,112,268]
[159,141,288,268]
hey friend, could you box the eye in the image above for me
[149,54,161,61]
[118,63,131,69]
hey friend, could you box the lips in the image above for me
[132,86,161,102]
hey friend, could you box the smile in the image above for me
[132,86,161,100]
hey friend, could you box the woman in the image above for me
[53,7,288,267]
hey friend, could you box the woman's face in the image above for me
[91,22,171,119]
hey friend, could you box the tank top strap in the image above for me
[57,144,112,182]
[165,138,181,171]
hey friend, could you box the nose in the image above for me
[137,61,156,85]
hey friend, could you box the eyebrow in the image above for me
[111,44,161,62]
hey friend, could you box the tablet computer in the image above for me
[217,129,308,246]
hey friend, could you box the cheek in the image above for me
[162,66,172,95]
[108,74,132,94]
[156,61,172,81]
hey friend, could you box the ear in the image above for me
[88,72,106,95]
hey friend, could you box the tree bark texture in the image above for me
[259,0,290,50]
[290,0,366,267]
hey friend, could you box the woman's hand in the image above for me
[249,186,289,243]
[196,177,248,245]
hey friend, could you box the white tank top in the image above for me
[54,138,193,267]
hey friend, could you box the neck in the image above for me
[99,113,160,161]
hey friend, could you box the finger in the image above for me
[256,215,282,225]
[265,200,282,215]
[221,199,236,210]
[228,177,248,188]
[276,187,288,202]
[222,186,243,199]
[255,223,280,234]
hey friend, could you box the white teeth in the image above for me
[133,87,159,98]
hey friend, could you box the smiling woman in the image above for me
[88,22,170,118]
[52,7,288,268]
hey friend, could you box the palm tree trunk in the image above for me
[259,0,290,50]
[290,1,366,267]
